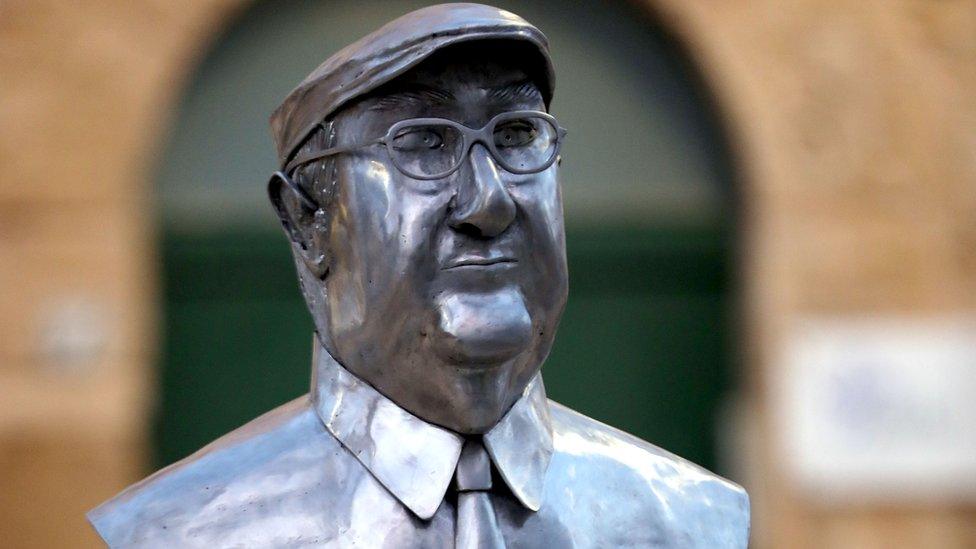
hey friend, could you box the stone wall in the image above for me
[652,1,976,547]
[0,1,240,546]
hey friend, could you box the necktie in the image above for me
[454,439,506,549]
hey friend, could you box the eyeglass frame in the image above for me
[291,107,565,173]
[270,110,567,212]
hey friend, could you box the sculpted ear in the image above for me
[268,171,331,278]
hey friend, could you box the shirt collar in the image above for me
[310,342,553,520]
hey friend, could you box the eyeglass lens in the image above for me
[389,115,559,179]
[492,116,558,173]
[391,125,465,178]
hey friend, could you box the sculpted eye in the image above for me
[392,127,444,151]
[493,121,537,148]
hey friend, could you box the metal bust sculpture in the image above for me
[88,4,749,547]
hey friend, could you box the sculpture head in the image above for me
[268,5,567,433]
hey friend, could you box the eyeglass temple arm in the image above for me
[283,139,382,174]
[268,170,318,212]
[272,140,378,211]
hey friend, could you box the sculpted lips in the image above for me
[443,254,518,269]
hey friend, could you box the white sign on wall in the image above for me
[776,317,976,503]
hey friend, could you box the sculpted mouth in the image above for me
[444,256,518,269]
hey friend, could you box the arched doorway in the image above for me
[154,0,738,475]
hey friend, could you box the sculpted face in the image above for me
[282,44,568,433]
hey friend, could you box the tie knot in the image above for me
[455,439,492,492]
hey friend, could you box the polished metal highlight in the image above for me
[267,3,555,168]
[88,3,750,547]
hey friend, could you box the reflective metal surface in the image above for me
[269,3,554,167]
[88,342,749,547]
[272,34,569,437]
[310,344,552,520]
[454,440,506,549]
[89,3,749,547]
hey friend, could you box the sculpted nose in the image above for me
[449,144,516,238]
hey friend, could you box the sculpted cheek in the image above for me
[403,190,454,270]
[509,177,563,247]
[351,161,395,241]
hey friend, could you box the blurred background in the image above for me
[1,0,974,547]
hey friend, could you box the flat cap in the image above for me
[269,3,554,168]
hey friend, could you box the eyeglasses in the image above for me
[284,110,567,181]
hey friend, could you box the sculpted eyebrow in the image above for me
[487,80,542,103]
[369,85,455,111]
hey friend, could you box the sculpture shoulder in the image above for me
[547,400,750,548]
[87,395,345,548]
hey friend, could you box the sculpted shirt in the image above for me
[89,344,750,547]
